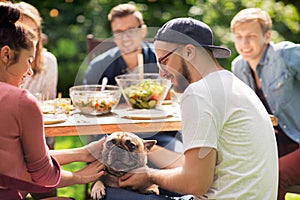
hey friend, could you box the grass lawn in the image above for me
[286,193,300,200]
[54,135,90,199]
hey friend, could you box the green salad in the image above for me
[124,80,166,109]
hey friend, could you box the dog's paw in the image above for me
[141,184,160,195]
[91,181,106,200]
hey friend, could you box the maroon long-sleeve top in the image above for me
[0,82,61,198]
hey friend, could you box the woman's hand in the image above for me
[57,161,106,187]
[73,161,106,184]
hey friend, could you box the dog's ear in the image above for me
[143,140,157,151]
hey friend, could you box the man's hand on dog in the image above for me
[119,167,155,191]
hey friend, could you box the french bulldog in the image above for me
[91,131,159,200]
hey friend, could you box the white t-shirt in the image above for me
[23,50,58,99]
[181,70,278,200]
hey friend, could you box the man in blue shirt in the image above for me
[84,3,183,153]
[84,4,158,86]
[230,8,300,199]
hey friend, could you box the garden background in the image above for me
[11,0,299,199]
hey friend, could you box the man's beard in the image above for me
[173,58,191,93]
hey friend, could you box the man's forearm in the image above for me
[148,145,184,169]
[149,167,197,195]
[149,148,216,195]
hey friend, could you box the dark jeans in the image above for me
[275,126,298,157]
[275,126,300,200]
[30,189,57,199]
[102,187,194,200]
[278,148,300,200]
[141,131,183,153]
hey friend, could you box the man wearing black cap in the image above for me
[104,18,278,200]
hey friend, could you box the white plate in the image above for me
[117,109,173,120]
[43,114,67,125]
[41,99,75,114]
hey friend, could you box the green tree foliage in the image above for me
[19,0,299,97]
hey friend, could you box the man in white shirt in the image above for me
[107,18,278,200]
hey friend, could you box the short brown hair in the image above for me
[108,3,144,25]
[231,8,272,34]
[16,1,44,75]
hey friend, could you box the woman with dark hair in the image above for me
[0,2,105,199]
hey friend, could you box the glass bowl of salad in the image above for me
[69,85,121,115]
[115,73,171,109]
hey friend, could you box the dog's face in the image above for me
[101,132,156,173]
[92,132,159,199]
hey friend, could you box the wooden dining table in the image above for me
[44,102,278,137]
[44,103,182,137]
